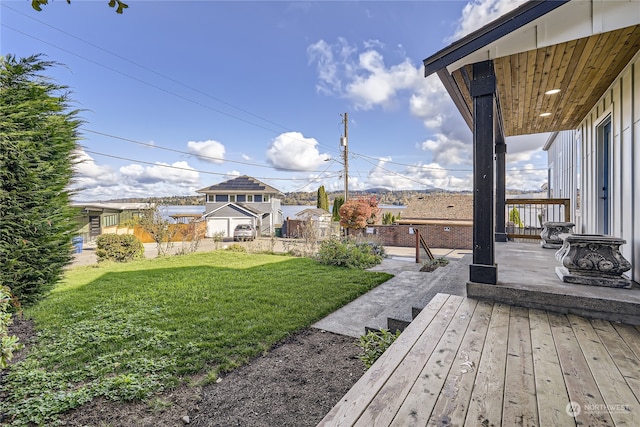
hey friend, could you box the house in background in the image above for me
[423,0,640,284]
[73,202,149,242]
[285,208,334,238]
[197,175,284,238]
[372,193,473,249]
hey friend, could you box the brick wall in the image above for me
[368,223,473,250]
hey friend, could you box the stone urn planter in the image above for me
[555,234,632,288]
[540,221,575,248]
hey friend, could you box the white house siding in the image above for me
[546,130,580,227]
[574,50,639,282]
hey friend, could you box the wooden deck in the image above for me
[318,293,640,426]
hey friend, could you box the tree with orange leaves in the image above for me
[338,197,380,232]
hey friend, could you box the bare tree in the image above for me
[137,206,179,257]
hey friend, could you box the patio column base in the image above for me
[540,222,574,249]
[470,264,497,284]
[556,266,631,289]
[495,232,508,242]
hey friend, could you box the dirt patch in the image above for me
[4,323,364,427]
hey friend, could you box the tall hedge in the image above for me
[317,185,329,211]
[0,54,80,306]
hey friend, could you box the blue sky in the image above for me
[1,0,549,201]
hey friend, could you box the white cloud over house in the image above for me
[307,0,548,192]
[451,0,526,40]
[266,132,330,171]
[187,140,226,164]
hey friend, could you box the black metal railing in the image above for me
[505,198,570,240]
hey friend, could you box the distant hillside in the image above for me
[100,188,544,206]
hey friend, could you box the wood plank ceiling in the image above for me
[451,25,640,137]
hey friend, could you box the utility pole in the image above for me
[340,112,349,201]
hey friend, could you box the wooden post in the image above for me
[470,60,497,284]
[495,134,507,242]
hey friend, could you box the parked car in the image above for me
[233,224,256,241]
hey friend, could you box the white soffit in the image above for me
[446,0,640,74]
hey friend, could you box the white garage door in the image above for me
[230,218,253,234]
[206,218,229,237]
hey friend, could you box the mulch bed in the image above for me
[3,320,365,427]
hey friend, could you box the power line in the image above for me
[1,12,341,156]
[83,128,339,173]
[2,3,292,134]
[81,149,342,182]
[351,151,548,172]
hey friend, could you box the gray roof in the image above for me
[197,175,282,195]
[203,203,259,218]
[402,194,473,221]
[73,202,152,212]
[295,208,332,219]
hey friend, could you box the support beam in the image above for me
[470,60,497,284]
[495,112,507,242]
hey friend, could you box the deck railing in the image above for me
[505,198,570,240]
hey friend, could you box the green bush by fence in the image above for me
[95,234,144,263]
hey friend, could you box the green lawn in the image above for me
[1,251,392,425]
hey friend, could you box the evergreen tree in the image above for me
[0,54,81,306]
[332,196,344,222]
[316,185,329,211]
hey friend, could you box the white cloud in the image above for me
[307,38,420,110]
[119,163,145,179]
[305,1,548,192]
[71,152,201,201]
[72,149,120,188]
[347,54,421,110]
[505,133,550,163]
[307,38,354,96]
[187,140,225,164]
[366,157,473,191]
[266,132,330,171]
[139,161,200,184]
[506,164,547,191]
[419,133,471,166]
[451,0,527,40]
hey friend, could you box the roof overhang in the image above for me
[202,202,259,218]
[424,0,640,137]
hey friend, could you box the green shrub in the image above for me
[357,329,401,369]
[420,257,450,272]
[224,243,247,253]
[95,234,144,263]
[1,55,80,307]
[1,286,23,368]
[316,237,383,269]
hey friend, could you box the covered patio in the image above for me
[318,243,640,426]
[319,1,640,425]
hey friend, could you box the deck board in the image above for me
[318,294,640,427]
[389,298,478,426]
[355,295,464,426]
[464,303,510,427]
[568,315,639,426]
[427,300,493,426]
[529,309,575,427]
[502,306,538,426]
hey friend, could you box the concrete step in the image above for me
[312,255,472,338]
[377,255,472,334]
[366,255,472,334]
